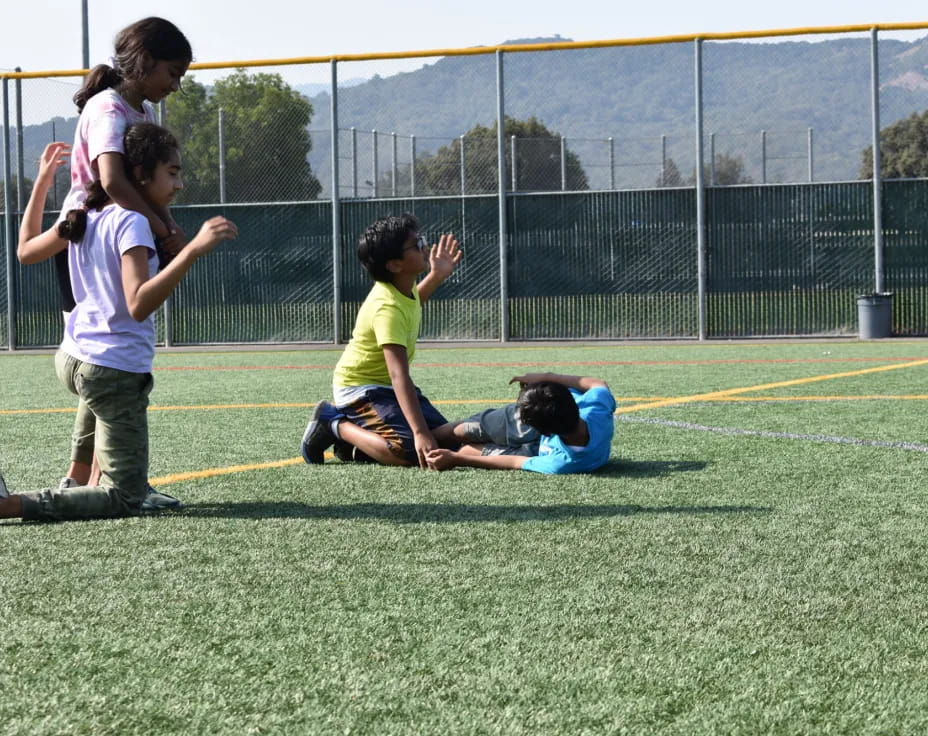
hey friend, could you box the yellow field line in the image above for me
[143,359,928,488]
[150,457,305,486]
[615,358,928,414]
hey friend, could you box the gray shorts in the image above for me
[459,403,540,457]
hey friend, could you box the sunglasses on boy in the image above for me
[403,235,428,253]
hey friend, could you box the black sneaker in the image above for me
[301,401,339,464]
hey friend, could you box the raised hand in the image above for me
[428,233,463,280]
[35,142,71,189]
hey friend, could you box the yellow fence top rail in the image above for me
[2,22,927,80]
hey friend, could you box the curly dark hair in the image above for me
[516,381,580,437]
[357,213,419,282]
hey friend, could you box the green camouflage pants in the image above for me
[19,350,153,521]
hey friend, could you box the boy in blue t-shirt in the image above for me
[427,372,616,474]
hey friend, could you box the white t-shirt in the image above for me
[59,205,158,374]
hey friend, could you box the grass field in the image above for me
[2,340,928,735]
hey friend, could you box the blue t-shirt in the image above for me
[521,386,616,475]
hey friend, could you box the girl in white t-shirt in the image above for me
[1,123,237,522]
[17,17,192,507]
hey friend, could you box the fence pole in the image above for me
[870,28,884,294]
[761,129,767,184]
[410,135,416,197]
[350,127,357,198]
[51,120,58,206]
[560,136,567,191]
[459,134,465,195]
[496,50,509,343]
[331,60,342,344]
[390,131,397,197]
[709,132,716,186]
[608,136,614,190]
[660,134,666,185]
[158,99,172,347]
[3,78,15,350]
[510,135,517,192]
[807,127,814,183]
[218,108,227,204]
[694,39,707,341]
[15,70,24,214]
[371,130,378,198]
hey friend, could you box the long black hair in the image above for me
[74,17,192,112]
[57,122,179,243]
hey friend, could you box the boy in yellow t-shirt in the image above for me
[301,213,462,468]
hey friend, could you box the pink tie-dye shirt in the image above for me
[60,89,154,215]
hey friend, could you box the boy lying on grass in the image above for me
[426,372,616,474]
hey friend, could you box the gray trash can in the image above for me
[857,293,893,339]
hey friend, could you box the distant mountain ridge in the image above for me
[10,34,928,197]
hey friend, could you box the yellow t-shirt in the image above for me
[333,280,421,388]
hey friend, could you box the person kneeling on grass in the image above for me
[300,213,462,468]
[425,372,617,474]
[0,122,237,522]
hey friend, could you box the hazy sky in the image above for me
[3,0,928,85]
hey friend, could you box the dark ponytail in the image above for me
[56,181,111,243]
[73,64,123,112]
[73,17,192,113]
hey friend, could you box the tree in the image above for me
[166,70,322,204]
[859,109,928,179]
[414,116,589,195]
[656,153,752,187]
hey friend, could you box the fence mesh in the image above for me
[4,27,928,347]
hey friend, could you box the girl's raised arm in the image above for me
[17,142,71,264]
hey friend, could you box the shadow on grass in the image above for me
[181,501,769,524]
[594,459,708,478]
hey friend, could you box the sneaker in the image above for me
[0,472,8,499]
[301,400,339,464]
[141,484,183,512]
[58,477,78,490]
[333,438,354,463]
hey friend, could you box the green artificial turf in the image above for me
[2,341,928,734]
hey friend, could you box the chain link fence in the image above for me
[4,24,928,346]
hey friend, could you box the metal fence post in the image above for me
[158,99,172,347]
[709,132,716,186]
[3,78,15,350]
[694,39,707,341]
[660,134,666,185]
[510,135,517,192]
[410,135,416,197]
[15,70,24,214]
[390,131,397,197]
[807,127,814,183]
[350,127,357,198]
[371,130,378,198]
[761,129,767,184]
[331,60,342,344]
[560,136,567,191]
[870,28,884,294]
[218,107,227,203]
[459,134,465,195]
[608,136,614,190]
[496,50,509,343]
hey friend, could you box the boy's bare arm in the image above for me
[510,372,609,392]
[426,448,528,471]
[383,343,436,468]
